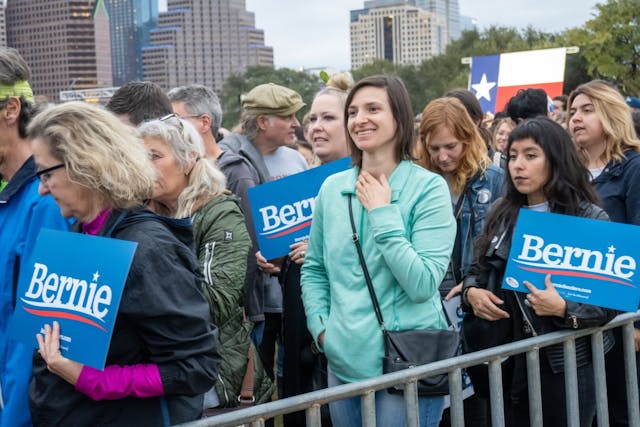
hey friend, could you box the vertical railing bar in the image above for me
[622,322,640,425]
[488,359,505,427]
[361,390,376,427]
[305,403,322,427]
[564,338,579,427]
[404,380,419,427]
[526,347,543,427]
[448,369,465,427]
[591,331,609,427]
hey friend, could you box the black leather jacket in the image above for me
[463,202,618,373]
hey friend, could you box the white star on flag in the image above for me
[472,73,497,102]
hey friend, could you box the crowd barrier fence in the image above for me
[178,311,640,427]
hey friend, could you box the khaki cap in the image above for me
[241,83,305,116]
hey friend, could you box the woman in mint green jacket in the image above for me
[301,75,456,427]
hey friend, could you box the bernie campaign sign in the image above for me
[469,47,567,114]
[502,209,640,312]
[10,229,136,370]
[248,156,351,260]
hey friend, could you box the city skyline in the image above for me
[245,0,601,72]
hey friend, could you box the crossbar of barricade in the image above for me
[177,311,640,427]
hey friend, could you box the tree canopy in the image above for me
[220,0,638,126]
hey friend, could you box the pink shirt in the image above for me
[75,209,164,400]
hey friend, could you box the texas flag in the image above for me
[469,47,567,114]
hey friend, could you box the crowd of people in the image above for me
[1,44,640,427]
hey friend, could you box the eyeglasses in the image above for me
[159,113,184,131]
[35,163,65,185]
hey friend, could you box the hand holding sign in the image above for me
[523,274,567,318]
[36,321,82,386]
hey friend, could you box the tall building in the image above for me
[350,2,447,69]
[0,0,6,48]
[361,0,460,41]
[105,0,158,85]
[6,0,113,102]
[142,0,273,92]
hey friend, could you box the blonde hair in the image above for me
[417,97,491,195]
[138,118,227,218]
[491,117,516,153]
[27,101,154,208]
[319,72,354,102]
[568,80,640,164]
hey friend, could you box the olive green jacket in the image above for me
[193,194,274,407]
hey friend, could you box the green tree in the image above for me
[565,0,640,95]
[220,66,322,129]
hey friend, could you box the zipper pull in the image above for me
[570,314,579,329]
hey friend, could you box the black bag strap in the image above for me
[348,194,387,332]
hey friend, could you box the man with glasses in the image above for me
[0,47,69,427]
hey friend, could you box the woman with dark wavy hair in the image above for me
[462,117,617,427]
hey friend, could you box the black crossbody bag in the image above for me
[348,194,459,396]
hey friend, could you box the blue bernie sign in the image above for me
[502,209,640,312]
[10,229,137,369]
[248,157,351,260]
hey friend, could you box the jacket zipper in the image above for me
[515,293,538,337]
[204,242,215,286]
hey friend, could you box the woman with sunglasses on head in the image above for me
[138,116,274,412]
[568,79,640,427]
[462,117,617,427]
[28,102,219,426]
[301,75,456,427]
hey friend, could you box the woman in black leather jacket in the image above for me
[462,117,617,427]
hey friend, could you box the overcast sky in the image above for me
[243,0,601,71]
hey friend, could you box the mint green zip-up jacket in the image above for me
[301,161,456,383]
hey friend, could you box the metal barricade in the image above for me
[178,312,640,427]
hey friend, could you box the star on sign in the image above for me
[472,73,497,102]
[93,271,100,282]
[608,245,616,254]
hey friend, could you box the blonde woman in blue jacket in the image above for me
[301,75,456,427]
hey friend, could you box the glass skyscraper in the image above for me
[106,0,158,85]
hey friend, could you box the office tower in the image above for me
[0,0,6,48]
[416,0,460,41]
[350,2,447,69]
[142,0,273,92]
[106,0,158,85]
[6,0,112,102]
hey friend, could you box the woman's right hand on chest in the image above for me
[467,287,510,321]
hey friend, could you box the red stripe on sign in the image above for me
[23,307,108,332]
[266,220,312,239]
[517,266,635,287]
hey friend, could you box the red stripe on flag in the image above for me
[495,82,564,114]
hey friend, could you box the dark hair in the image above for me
[476,117,599,264]
[106,81,172,125]
[505,88,548,122]
[345,75,415,167]
[553,94,568,111]
[444,88,492,149]
[0,47,36,138]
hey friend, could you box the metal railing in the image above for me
[178,311,640,427]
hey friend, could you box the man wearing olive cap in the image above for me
[0,47,69,427]
[220,83,308,352]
